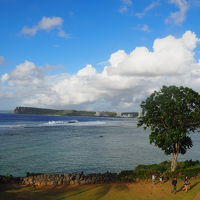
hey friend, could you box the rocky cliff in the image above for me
[14,107,60,115]
[14,106,96,116]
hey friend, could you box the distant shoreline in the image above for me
[14,106,139,118]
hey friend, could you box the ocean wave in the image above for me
[43,120,79,126]
[0,120,106,129]
[42,120,106,126]
[0,124,27,128]
[69,121,106,126]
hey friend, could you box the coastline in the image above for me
[1,161,200,200]
[1,173,200,200]
[1,160,200,187]
[13,106,139,118]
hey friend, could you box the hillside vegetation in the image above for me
[14,107,96,116]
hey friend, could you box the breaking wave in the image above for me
[0,120,106,129]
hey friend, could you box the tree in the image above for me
[137,85,200,172]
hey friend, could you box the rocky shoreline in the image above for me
[0,172,129,186]
[2,160,200,187]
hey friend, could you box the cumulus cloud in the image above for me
[1,31,200,111]
[165,0,189,25]
[135,1,160,18]
[106,31,198,76]
[2,61,44,87]
[21,16,68,38]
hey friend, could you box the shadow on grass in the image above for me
[176,181,200,193]
[58,185,112,200]
[94,185,112,200]
[189,181,200,190]
[58,187,98,200]
[0,184,46,200]
[115,184,129,191]
[177,186,184,192]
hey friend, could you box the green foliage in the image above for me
[137,85,200,156]
[176,160,200,170]
[178,165,200,177]
[136,161,170,173]
[164,165,200,179]
[119,160,200,180]
[175,160,200,178]
[120,162,170,180]
[119,170,137,181]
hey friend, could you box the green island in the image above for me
[14,106,138,118]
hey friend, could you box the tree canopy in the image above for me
[137,85,200,171]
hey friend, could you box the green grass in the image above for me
[1,179,200,200]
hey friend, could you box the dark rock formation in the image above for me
[14,107,60,115]
[22,172,125,186]
[0,172,130,186]
[13,106,96,116]
[0,175,21,184]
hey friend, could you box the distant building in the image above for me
[96,111,138,118]
[116,112,122,117]
[95,111,110,117]
[95,111,100,116]
[121,112,138,118]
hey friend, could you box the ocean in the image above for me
[0,113,199,177]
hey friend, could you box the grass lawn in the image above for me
[0,178,200,200]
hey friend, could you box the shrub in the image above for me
[176,160,200,170]
[119,160,200,181]
[119,170,137,181]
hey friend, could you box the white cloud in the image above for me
[1,31,200,111]
[38,16,63,30]
[3,60,44,87]
[77,64,97,77]
[0,56,5,66]
[135,1,160,18]
[21,16,68,38]
[119,0,133,13]
[166,0,189,25]
[106,31,199,76]
[1,73,9,82]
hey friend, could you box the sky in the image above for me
[1,0,200,111]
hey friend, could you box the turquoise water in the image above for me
[0,114,199,176]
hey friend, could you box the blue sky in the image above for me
[1,0,200,111]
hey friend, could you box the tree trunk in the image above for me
[171,153,179,172]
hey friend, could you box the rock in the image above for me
[0,171,130,186]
